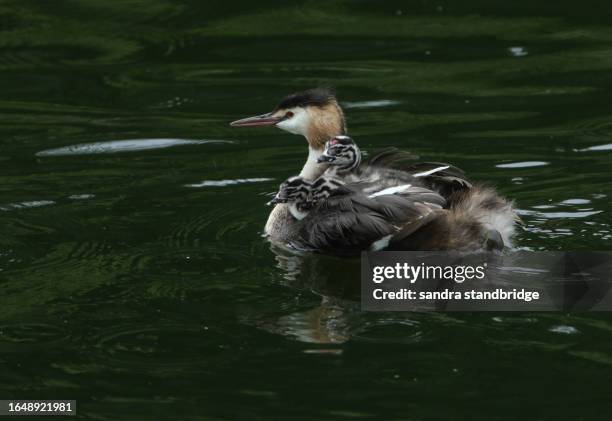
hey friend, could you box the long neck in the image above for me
[299,102,346,181]
[299,146,327,181]
[305,102,346,150]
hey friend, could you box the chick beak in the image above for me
[266,195,287,206]
[230,112,282,127]
[317,153,336,163]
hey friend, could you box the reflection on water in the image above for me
[35,138,230,156]
[560,198,590,205]
[577,143,612,152]
[1,0,612,419]
[185,178,273,187]
[496,161,549,168]
[519,209,602,219]
[508,46,529,57]
[0,200,55,211]
[255,300,351,345]
[549,325,579,335]
[261,246,612,342]
[343,100,401,109]
[68,194,95,200]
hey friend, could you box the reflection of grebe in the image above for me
[231,88,516,252]
[262,245,360,345]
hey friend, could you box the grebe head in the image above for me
[268,176,316,220]
[230,88,346,150]
[268,176,311,206]
[317,135,361,173]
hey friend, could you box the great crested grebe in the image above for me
[230,88,517,250]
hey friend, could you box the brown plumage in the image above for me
[304,102,346,149]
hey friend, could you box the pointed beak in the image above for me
[230,112,282,128]
[266,196,286,206]
[267,192,288,206]
[317,153,336,163]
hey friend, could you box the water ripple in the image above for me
[577,143,612,152]
[343,100,401,109]
[518,209,602,219]
[549,325,579,335]
[185,178,273,188]
[496,161,549,169]
[560,198,591,205]
[35,138,232,157]
[0,200,55,211]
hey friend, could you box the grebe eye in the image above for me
[285,111,294,118]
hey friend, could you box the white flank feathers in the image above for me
[413,165,450,177]
[370,235,393,251]
[368,184,412,198]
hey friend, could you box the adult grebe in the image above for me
[268,174,504,253]
[231,88,346,240]
[230,88,516,249]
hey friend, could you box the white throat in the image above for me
[299,146,326,181]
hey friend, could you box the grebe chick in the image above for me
[268,176,344,220]
[319,135,471,198]
[318,135,417,197]
[317,135,362,175]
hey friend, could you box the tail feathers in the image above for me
[450,185,517,248]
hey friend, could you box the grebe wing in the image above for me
[367,147,419,167]
[365,148,471,196]
[402,161,472,190]
[287,187,445,253]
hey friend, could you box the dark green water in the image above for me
[2,1,612,419]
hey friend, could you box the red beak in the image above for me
[230,112,282,127]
